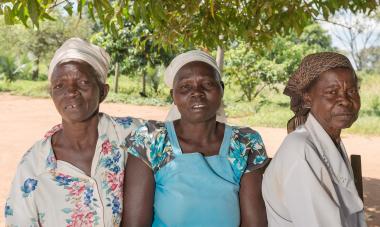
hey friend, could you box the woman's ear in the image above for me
[48,84,53,97]
[220,81,225,90]
[170,89,175,104]
[220,81,225,98]
[100,84,110,103]
[302,92,312,109]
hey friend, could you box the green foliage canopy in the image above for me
[92,22,174,74]
[0,0,378,49]
[0,15,93,80]
[224,24,333,101]
[91,21,175,95]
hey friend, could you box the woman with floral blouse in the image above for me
[4,38,141,226]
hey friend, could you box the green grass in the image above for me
[105,76,171,106]
[1,73,380,135]
[223,84,292,128]
[225,95,292,129]
[225,73,380,135]
[0,77,171,105]
[345,73,380,135]
[0,79,50,98]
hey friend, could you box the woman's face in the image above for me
[172,61,223,123]
[50,61,108,123]
[304,67,360,136]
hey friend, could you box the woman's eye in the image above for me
[53,84,63,89]
[80,80,90,85]
[180,84,191,90]
[348,88,358,95]
[327,90,337,95]
[203,81,215,88]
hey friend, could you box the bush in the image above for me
[0,55,19,82]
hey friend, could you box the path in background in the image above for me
[0,94,379,225]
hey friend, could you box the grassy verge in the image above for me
[0,80,50,98]
[1,73,379,135]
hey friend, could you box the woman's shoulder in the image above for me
[19,124,63,176]
[273,125,315,163]
[124,120,172,172]
[226,124,268,177]
[229,125,264,144]
[16,138,51,177]
[280,126,312,152]
[102,113,145,129]
[131,120,167,136]
[230,125,260,134]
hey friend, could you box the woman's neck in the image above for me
[325,128,342,145]
[310,113,342,144]
[174,118,222,143]
[60,114,99,149]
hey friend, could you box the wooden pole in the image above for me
[114,62,119,93]
[216,46,224,76]
[351,154,364,201]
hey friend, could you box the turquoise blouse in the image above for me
[126,121,268,227]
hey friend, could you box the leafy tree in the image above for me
[224,24,332,101]
[0,14,93,80]
[224,46,284,101]
[92,21,175,96]
[0,18,25,57]
[0,0,378,50]
[299,24,333,50]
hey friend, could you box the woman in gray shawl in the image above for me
[262,52,365,227]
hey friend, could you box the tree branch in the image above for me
[48,0,69,10]
[313,17,352,29]
[253,84,267,99]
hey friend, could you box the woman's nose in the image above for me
[190,85,205,97]
[337,91,352,107]
[65,84,79,97]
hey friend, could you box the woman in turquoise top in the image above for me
[122,50,269,227]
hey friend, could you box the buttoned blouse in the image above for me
[5,113,142,227]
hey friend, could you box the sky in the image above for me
[319,11,380,52]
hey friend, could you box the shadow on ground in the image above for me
[364,177,380,226]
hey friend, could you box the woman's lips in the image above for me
[64,104,78,110]
[334,112,355,119]
[191,103,207,111]
[336,112,354,116]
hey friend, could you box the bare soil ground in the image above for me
[0,94,379,226]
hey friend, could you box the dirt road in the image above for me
[0,94,379,225]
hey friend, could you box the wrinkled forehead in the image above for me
[50,60,100,83]
[327,68,358,85]
[307,67,358,90]
[174,61,221,82]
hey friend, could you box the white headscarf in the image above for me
[164,50,227,123]
[48,37,110,83]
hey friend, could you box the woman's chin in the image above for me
[333,115,358,129]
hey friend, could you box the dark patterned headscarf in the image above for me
[284,52,356,133]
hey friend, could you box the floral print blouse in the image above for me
[126,121,269,179]
[4,113,142,227]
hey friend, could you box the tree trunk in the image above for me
[140,69,147,97]
[31,56,40,81]
[114,62,120,93]
[216,46,224,76]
